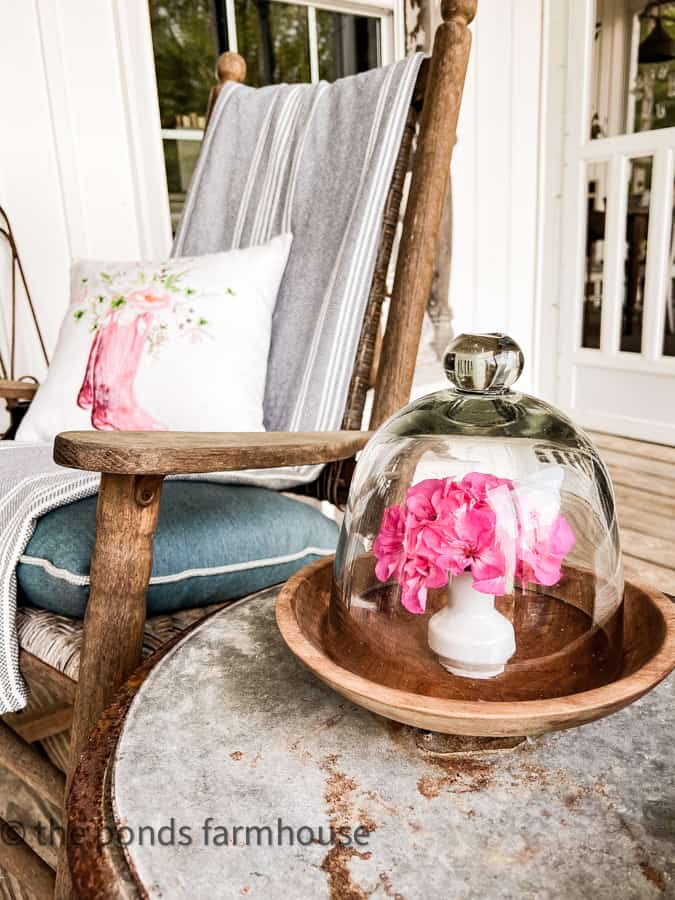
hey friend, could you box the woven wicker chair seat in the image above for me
[12,602,225,772]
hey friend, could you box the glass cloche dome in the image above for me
[331,333,624,702]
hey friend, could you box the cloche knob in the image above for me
[443,333,523,394]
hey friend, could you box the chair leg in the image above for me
[0,720,65,810]
[0,814,55,899]
[55,473,164,900]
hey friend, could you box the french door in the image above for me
[557,0,675,443]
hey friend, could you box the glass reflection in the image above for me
[150,0,217,130]
[582,163,608,349]
[235,0,310,87]
[590,1,675,139]
[316,11,380,81]
[162,139,201,234]
[621,156,652,353]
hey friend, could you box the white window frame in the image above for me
[160,0,404,148]
[540,0,675,443]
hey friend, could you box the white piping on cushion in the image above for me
[18,545,335,588]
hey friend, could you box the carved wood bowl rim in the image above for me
[275,557,675,736]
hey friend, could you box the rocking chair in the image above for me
[0,2,476,897]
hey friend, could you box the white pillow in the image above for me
[16,234,292,442]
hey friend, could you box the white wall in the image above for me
[450,0,545,395]
[0,0,547,404]
[0,0,171,381]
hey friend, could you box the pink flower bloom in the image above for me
[372,471,575,613]
[127,288,172,311]
[372,505,406,582]
[442,505,508,594]
[471,546,509,594]
[517,513,575,586]
[400,554,448,614]
[405,478,467,525]
[460,472,514,505]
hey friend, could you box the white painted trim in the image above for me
[579,125,675,160]
[161,128,204,142]
[533,0,569,401]
[225,0,238,52]
[19,545,335,588]
[643,148,674,361]
[572,348,675,373]
[601,153,628,355]
[392,0,405,60]
[379,13,395,65]
[506,0,544,373]
[572,410,675,445]
[307,6,320,82]
[269,0,394,13]
[556,0,593,409]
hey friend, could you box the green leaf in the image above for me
[225,287,235,296]
[162,273,179,291]
[197,317,208,326]
[73,309,85,320]
[111,296,126,308]
[100,272,112,282]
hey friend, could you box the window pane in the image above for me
[163,138,201,234]
[150,1,221,232]
[316,10,380,81]
[621,156,652,353]
[235,0,310,87]
[582,163,608,349]
[591,0,675,138]
[150,1,218,130]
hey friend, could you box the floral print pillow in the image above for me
[16,234,292,442]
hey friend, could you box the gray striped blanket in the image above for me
[0,57,422,711]
[174,54,423,488]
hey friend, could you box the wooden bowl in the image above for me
[276,557,675,736]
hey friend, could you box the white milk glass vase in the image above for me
[427,572,516,679]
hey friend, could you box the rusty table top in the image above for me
[106,588,674,899]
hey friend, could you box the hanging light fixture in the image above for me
[639,2,675,64]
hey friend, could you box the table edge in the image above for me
[67,600,242,899]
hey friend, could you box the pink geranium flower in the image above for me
[372,471,576,614]
[405,478,467,526]
[460,472,514,506]
[441,506,509,595]
[400,554,448,614]
[517,513,575,586]
[372,505,406,583]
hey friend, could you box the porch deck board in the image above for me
[590,431,675,594]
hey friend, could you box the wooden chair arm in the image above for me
[0,378,38,401]
[53,430,372,475]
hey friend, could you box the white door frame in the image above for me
[538,0,675,444]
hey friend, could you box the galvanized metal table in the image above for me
[69,587,674,898]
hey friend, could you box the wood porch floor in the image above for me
[590,431,675,595]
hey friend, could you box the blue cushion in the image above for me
[17,482,337,618]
